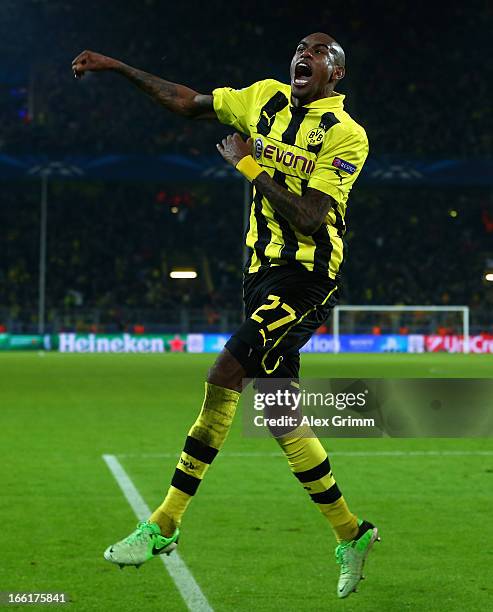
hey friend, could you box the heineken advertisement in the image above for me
[56,333,187,353]
[0,333,187,353]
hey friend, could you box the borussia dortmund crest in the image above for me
[307,127,325,146]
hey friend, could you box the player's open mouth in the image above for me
[293,62,313,87]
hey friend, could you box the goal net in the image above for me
[332,305,470,354]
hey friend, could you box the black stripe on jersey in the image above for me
[282,105,309,145]
[303,176,336,275]
[252,189,271,267]
[183,436,218,464]
[171,468,201,496]
[307,112,340,154]
[310,483,342,504]
[294,457,331,483]
[305,113,340,274]
[312,223,333,275]
[274,105,310,259]
[272,171,299,261]
[333,203,346,238]
[256,91,289,136]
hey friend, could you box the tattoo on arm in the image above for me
[253,174,333,235]
[115,63,215,119]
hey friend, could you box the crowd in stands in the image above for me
[0,2,491,157]
[1,181,245,331]
[1,181,492,332]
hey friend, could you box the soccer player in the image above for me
[72,32,378,598]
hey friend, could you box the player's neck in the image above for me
[291,86,336,108]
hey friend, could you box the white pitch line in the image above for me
[117,450,493,459]
[102,454,213,612]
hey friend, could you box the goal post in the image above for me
[332,305,470,354]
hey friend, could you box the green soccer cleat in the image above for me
[335,519,380,598]
[103,521,179,568]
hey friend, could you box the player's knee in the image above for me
[254,376,301,438]
[206,348,247,392]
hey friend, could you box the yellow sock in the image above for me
[317,497,359,542]
[277,425,358,542]
[150,382,240,536]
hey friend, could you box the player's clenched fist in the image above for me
[72,50,120,79]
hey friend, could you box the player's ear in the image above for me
[332,66,345,82]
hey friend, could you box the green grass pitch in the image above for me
[0,353,492,611]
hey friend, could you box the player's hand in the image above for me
[72,50,120,79]
[216,133,253,167]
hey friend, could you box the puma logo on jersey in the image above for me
[333,169,344,184]
[261,110,275,127]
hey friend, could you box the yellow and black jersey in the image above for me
[213,79,369,279]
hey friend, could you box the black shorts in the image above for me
[225,265,338,379]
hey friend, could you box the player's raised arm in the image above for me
[71,50,215,120]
